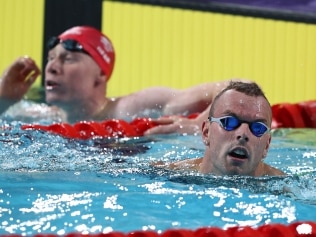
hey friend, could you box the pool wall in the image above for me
[0,0,44,88]
[102,0,316,105]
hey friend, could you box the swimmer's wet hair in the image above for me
[209,80,270,116]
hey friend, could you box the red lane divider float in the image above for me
[21,101,316,139]
[272,100,316,129]
[21,118,157,139]
[1,221,315,237]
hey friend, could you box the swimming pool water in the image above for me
[0,120,316,235]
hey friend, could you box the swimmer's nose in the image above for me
[236,124,250,143]
[45,58,62,75]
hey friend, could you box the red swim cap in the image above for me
[58,26,115,80]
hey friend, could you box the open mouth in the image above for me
[45,80,59,90]
[228,147,249,160]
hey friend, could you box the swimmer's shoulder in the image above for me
[154,157,202,171]
[95,97,125,120]
[263,163,286,176]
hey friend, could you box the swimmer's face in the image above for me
[201,89,272,176]
[45,44,103,107]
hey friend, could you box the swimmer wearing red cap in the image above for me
[44,26,117,122]
[0,25,251,135]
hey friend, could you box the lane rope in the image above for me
[2,221,315,237]
[21,100,316,139]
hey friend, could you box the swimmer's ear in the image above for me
[95,69,107,86]
[201,121,210,146]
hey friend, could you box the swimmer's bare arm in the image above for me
[113,85,211,134]
[162,81,231,115]
[114,79,251,135]
[117,80,234,116]
[0,57,40,114]
[145,80,249,135]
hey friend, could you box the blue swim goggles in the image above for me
[208,116,270,137]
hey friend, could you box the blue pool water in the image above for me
[0,118,316,235]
